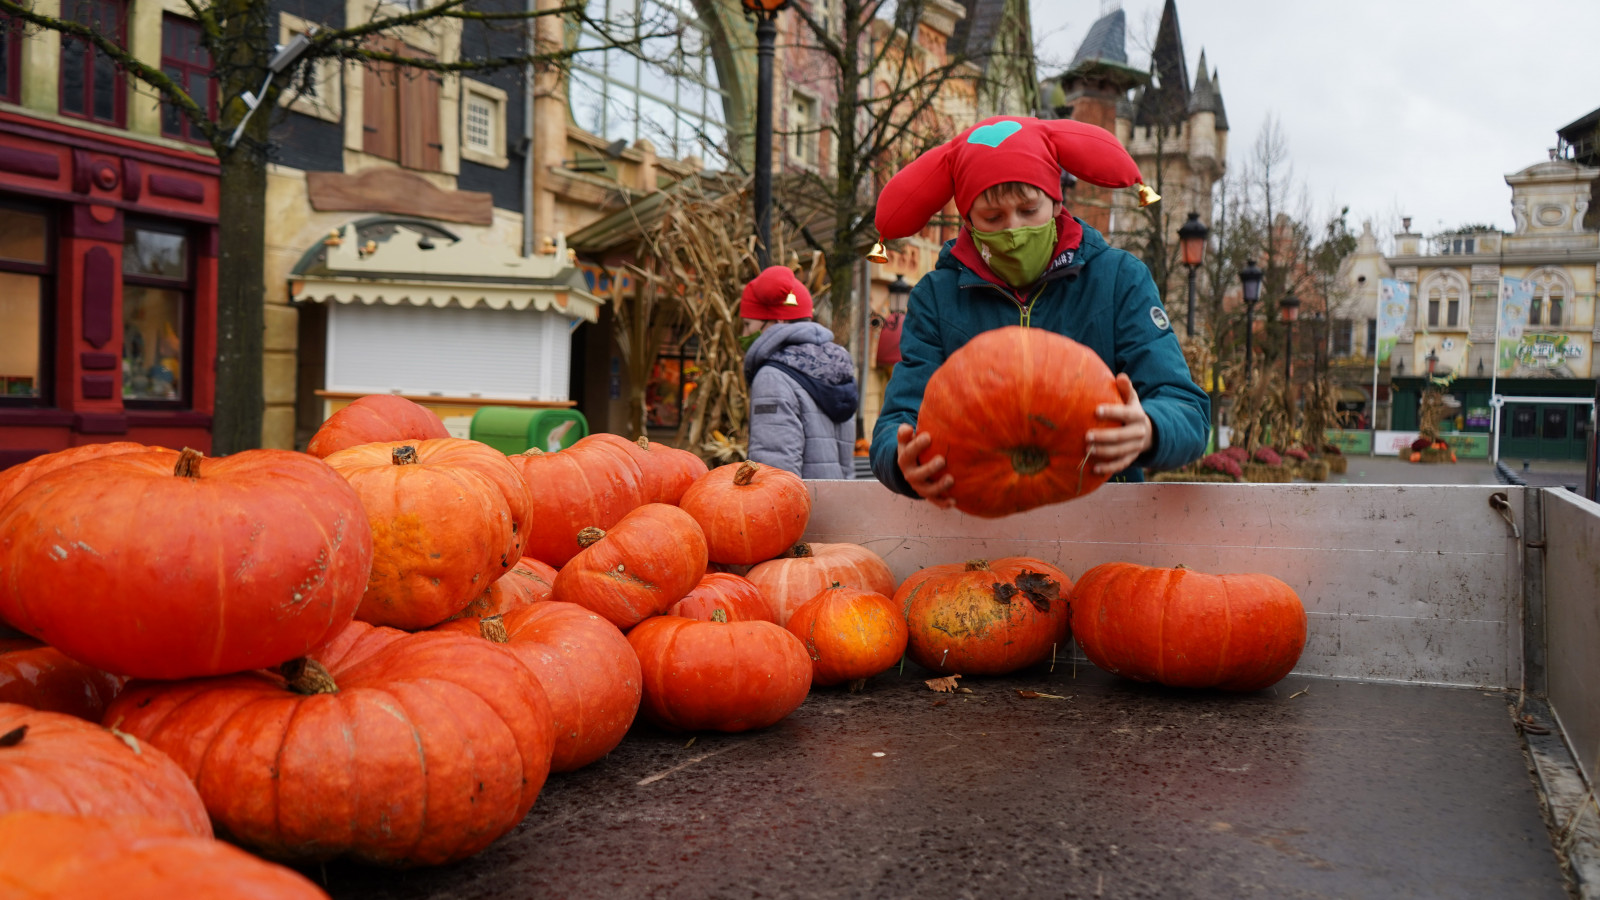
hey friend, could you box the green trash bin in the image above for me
[470,407,589,455]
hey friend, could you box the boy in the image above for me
[742,265,859,479]
[867,116,1209,506]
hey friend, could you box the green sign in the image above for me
[1440,432,1489,459]
[1324,430,1373,454]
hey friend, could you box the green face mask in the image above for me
[738,332,761,352]
[970,220,1058,287]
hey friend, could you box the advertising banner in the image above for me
[1504,332,1591,378]
[1375,279,1410,365]
[1495,277,1534,376]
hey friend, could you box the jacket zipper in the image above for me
[1018,285,1046,328]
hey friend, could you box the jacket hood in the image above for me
[744,321,859,424]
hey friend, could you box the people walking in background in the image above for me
[741,266,858,479]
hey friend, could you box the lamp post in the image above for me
[1281,292,1301,383]
[1177,212,1210,338]
[1239,259,1263,385]
[1426,348,1438,379]
[741,0,789,268]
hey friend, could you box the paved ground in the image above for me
[1327,455,1590,491]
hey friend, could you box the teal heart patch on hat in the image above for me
[966,120,1022,148]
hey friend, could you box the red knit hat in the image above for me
[740,266,813,321]
[873,116,1156,243]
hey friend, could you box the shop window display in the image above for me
[646,332,700,429]
[121,225,190,404]
[0,206,48,402]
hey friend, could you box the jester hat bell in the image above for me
[872,116,1158,245]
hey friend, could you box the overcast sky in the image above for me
[1029,0,1600,242]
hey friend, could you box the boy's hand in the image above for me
[896,424,956,508]
[1087,374,1153,476]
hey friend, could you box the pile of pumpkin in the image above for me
[0,393,1306,891]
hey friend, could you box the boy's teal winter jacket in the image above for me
[870,218,1211,497]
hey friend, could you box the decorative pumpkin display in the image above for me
[435,603,641,772]
[785,584,908,688]
[451,557,558,621]
[104,621,556,866]
[746,542,897,626]
[0,442,170,512]
[304,394,451,459]
[678,461,810,565]
[0,639,124,720]
[901,558,1073,676]
[508,444,645,567]
[667,573,776,623]
[0,704,211,835]
[581,434,707,505]
[1068,562,1307,691]
[0,811,331,900]
[916,326,1123,517]
[0,448,373,680]
[324,438,533,630]
[628,615,812,732]
[552,504,708,630]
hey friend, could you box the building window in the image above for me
[1427,293,1439,328]
[1446,287,1460,328]
[1548,291,1563,326]
[59,0,125,126]
[791,90,818,168]
[645,328,699,429]
[122,223,192,405]
[160,15,213,144]
[1332,318,1352,356]
[1530,296,1542,326]
[1,13,20,104]
[363,37,442,171]
[278,14,341,122]
[1441,236,1475,255]
[0,204,51,405]
[1366,319,1376,357]
[459,78,508,168]
[568,0,727,165]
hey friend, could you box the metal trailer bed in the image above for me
[317,482,1600,900]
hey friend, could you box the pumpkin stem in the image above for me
[830,580,843,589]
[576,527,606,549]
[785,542,814,559]
[0,725,25,748]
[847,678,868,694]
[279,658,339,695]
[733,461,760,485]
[520,447,544,457]
[963,559,991,571]
[392,446,419,466]
[479,615,510,644]
[711,608,728,623]
[173,447,203,478]
[635,436,651,449]
[1009,445,1049,476]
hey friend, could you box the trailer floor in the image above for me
[313,667,1568,900]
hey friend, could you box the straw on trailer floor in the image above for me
[312,666,1568,900]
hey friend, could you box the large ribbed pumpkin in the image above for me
[0,448,373,679]
[746,542,896,626]
[628,616,812,732]
[901,558,1072,676]
[916,326,1122,517]
[1069,562,1307,691]
[0,811,331,900]
[452,556,558,621]
[104,621,556,866]
[305,394,450,458]
[582,434,707,504]
[667,573,775,623]
[0,442,169,512]
[678,461,810,565]
[508,444,646,567]
[551,504,707,630]
[325,439,532,630]
[785,585,908,688]
[0,704,211,835]
[435,603,641,772]
[0,640,123,720]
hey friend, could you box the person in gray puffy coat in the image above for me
[739,266,858,479]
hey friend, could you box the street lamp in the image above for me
[876,275,912,367]
[1177,212,1210,338]
[1239,259,1263,385]
[1281,292,1301,383]
[741,0,790,268]
[1426,347,1438,378]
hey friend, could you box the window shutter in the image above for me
[362,38,400,161]
[398,46,442,172]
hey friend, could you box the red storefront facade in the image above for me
[0,110,220,468]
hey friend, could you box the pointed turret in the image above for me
[1209,67,1229,131]
[1186,50,1214,115]
[1134,0,1190,127]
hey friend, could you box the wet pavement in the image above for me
[311,665,1567,900]
[1322,455,1590,491]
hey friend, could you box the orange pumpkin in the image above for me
[507,444,646,567]
[104,621,556,866]
[785,584,908,688]
[581,434,707,504]
[0,442,169,512]
[325,438,532,630]
[304,394,450,458]
[435,603,641,772]
[678,461,810,565]
[916,326,1122,517]
[0,704,211,836]
[552,504,708,630]
[0,812,330,900]
[0,639,124,720]
[0,448,373,679]
[628,615,812,732]
[1068,562,1307,691]
[746,542,896,626]
[452,556,558,621]
[667,573,776,623]
[901,558,1072,676]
